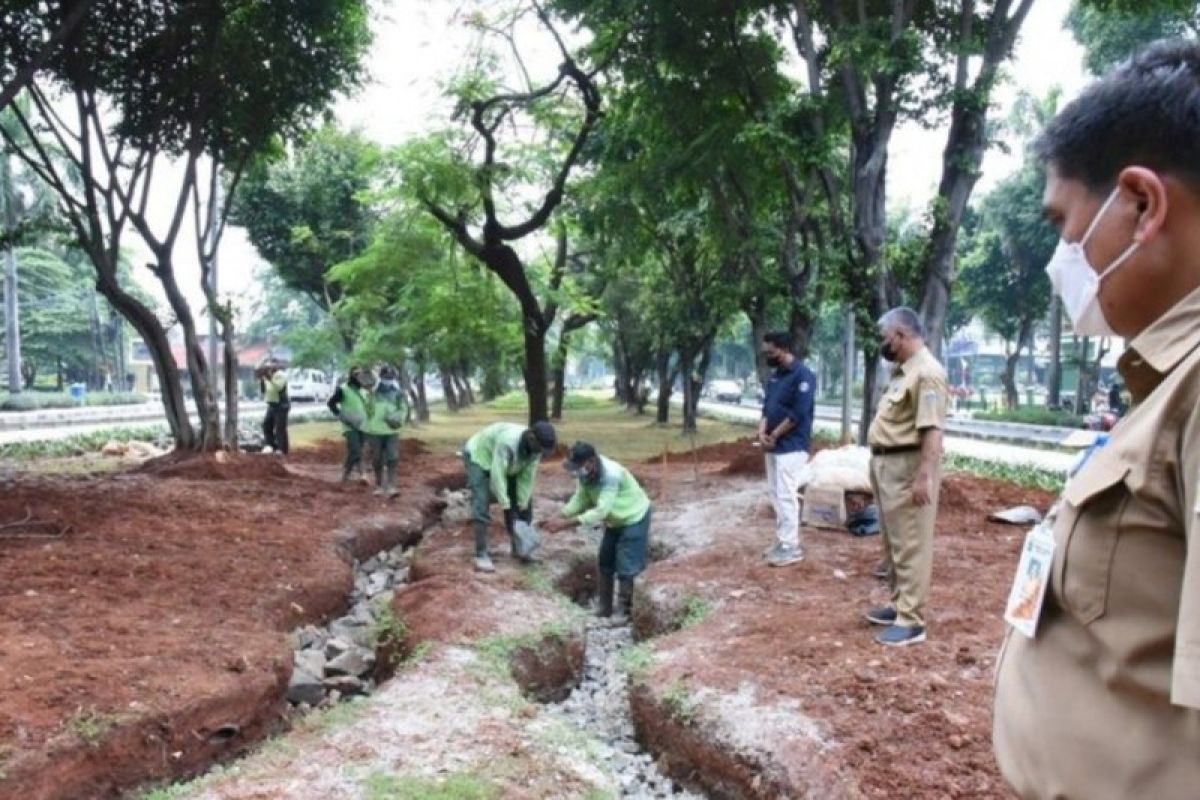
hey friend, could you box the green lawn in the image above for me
[291,391,750,463]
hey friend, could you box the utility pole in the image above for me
[841,309,854,444]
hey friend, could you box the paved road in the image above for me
[698,400,1076,473]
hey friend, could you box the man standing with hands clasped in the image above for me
[758,331,816,568]
[994,40,1200,798]
[863,307,948,647]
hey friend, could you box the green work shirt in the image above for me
[338,384,371,433]
[263,371,288,404]
[465,422,540,509]
[363,385,407,436]
[562,456,650,528]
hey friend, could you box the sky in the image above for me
[136,0,1089,328]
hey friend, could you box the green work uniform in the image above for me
[563,456,652,579]
[463,423,541,556]
[364,384,406,493]
[261,370,290,454]
[334,384,371,481]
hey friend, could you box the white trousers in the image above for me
[765,450,810,548]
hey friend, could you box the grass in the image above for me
[64,707,117,747]
[618,643,656,678]
[370,602,408,651]
[678,595,712,629]
[944,452,1065,493]
[661,679,699,725]
[390,391,750,463]
[0,391,148,411]
[0,424,170,460]
[362,771,496,800]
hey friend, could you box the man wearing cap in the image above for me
[994,40,1200,798]
[551,442,651,619]
[862,307,948,647]
[462,420,557,572]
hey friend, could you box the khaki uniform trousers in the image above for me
[869,450,940,628]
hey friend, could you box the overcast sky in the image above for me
[137,0,1088,326]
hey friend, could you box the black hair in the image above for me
[763,330,794,351]
[1036,39,1200,194]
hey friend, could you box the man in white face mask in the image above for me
[994,40,1200,799]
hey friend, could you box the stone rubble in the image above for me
[549,618,704,800]
[285,542,413,710]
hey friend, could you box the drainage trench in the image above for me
[546,600,704,798]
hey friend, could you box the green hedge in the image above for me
[974,407,1083,428]
[0,392,149,412]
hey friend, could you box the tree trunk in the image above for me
[158,262,221,450]
[1047,299,1062,408]
[1002,347,1020,410]
[522,324,549,423]
[3,244,20,393]
[612,336,629,405]
[859,349,881,446]
[440,365,459,411]
[222,320,238,447]
[655,351,673,425]
[56,357,63,391]
[413,354,430,421]
[20,360,34,389]
[550,334,569,421]
[746,305,769,392]
[680,348,698,434]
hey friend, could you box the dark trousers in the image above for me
[464,454,530,555]
[343,430,365,477]
[599,509,651,579]
[263,402,290,454]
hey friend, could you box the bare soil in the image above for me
[0,438,454,800]
[0,431,1055,800]
[627,444,1055,799]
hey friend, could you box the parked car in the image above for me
[287,369,332,403]
[704,379,743,404]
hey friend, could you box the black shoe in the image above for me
[875,624,926,647]
[864,606,897,626]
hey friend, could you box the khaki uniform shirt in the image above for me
[994,285,1200,799]
[867,346,949,448]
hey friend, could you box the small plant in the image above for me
[618,643,656,678]
[517,565,554,595]
[65,707,117,747]
[678,595,711,628]
[404,641,433,666]
[661,679,699,724]
[362,770,495,800]
[371,603,408,650]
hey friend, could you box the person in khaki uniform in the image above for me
[863,307,948,647]
[993,40,1200,798]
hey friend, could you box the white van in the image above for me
[287,369,331,403]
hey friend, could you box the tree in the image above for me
[0,0,371,449]
[417,3,604,424]
[1068,0,1197,74]
[916,0,1036,356]
[230,124,380,351]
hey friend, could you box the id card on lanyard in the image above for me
[1003,434,1109,638]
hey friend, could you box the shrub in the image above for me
[974,407,1083,427]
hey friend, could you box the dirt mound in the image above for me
[0,445,453,799]
[289,437,433,467]
[721,449,766,477]
[138,450,293,481]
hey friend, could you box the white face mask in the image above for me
[1044,187,1139,337]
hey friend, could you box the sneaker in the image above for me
[873,562,892,580]
[474,553,495,573]
[383,488,398,499]
[372,487,385,497]
[864,606,897,626]
[875,624,926,647]
[765,544,803,567]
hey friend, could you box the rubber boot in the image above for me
[340,465,353,485]
[595,573,615,618]
[503,509,518,556]
[383,462,398,498]
[473,521,490,559]
[373,464,385,496]
[617,576,635,618]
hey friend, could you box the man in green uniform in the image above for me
[993,40,1200,798]
[328,366,373,484]
[549,442,651,619]
[363,365,407,498]
[462,420,557,572]
[258,359,290,455]
[863,307,948,647]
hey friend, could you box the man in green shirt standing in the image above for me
[257,359,290,455]
[550,442,651,619]
[328,366,373,484]
[462,420,557,572]
[363,365,407,498]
